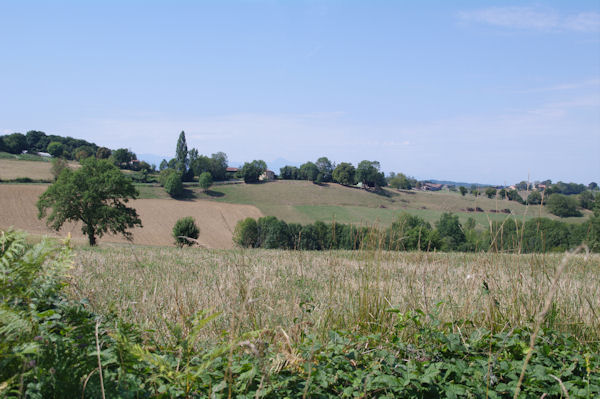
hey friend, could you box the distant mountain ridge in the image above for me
[425,179,500,188]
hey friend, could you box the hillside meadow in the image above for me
[137,179,591,228]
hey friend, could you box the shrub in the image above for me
[388,214,437,251]
[172,217,199,247]
[507,189,524,204]
[164,171,184,198]
[579,190,594,210]
[527,190,542,205]
[435,213,465,251]
[484,187,496,198]
[198,171,213,192]
[50,157,69,181]
[257,216,290,249]
[233,217,259,247]
[547,193,582,217]
[158,168,176,186]
[46,141,64,157]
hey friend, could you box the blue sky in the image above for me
[1,1,598,184]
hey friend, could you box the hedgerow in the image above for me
[234,213,600,253]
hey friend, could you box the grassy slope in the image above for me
[4,157,588,228]
[152,180,589,228]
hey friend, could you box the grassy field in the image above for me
[137,180,590,228]
[6,231,599,397]
[0,157,80,181]
[3,156,588,229]
[70,246,600,346]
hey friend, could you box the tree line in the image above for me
[0,130,153,172]
[279,157,390,188]
[157,131,229,197]
[234,203,600,253]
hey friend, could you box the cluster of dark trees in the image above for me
[240,160,267,183]
[157,131,228,196]
[158,137,228,183]
[387,172,417,190]
[1,131,102,160]
[234,204,600,253]
[0,130,153,173]
[509,180,595,195]
[280,157,387,188]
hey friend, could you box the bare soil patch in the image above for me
[0,185,262,248]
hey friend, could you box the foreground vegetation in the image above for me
[2,230,600,397]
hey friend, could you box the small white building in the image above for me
[259,170,275,181]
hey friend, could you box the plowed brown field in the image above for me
[0,185,262,248]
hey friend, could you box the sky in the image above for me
[1,0,599,185]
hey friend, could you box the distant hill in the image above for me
[137,153,169,167]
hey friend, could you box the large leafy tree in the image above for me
[436,212,465,251]
[332,162,356,186]
[112,148,135,168]
[546,193,582,218]
[280,165,300,180]
[315,157,334,182]
[25,130,48,152]
[241,160,266,183]
[356,160,386,188]
[37,158,142,246]
[299,162,319,181]
[209,151,228,180]
[388,172,413,190]
[3,133,27,154]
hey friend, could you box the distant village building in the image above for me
[421,182,443,191]
[259,170,275,181]
[225,167,239,179]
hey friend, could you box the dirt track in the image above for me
[0,185,263,248]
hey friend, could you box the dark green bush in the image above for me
[547,193,582,217]
[164,171,184,198]
[527,190,542,205]
[233,217,258,247]
[172,217,199,247]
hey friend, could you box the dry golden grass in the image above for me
[0,158,80,180]
[69,246,600,345]
[0,159,55,180]
[0,184,262,248]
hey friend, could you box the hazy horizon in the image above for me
[1,1,598,184]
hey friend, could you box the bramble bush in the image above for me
[172,216,200,247]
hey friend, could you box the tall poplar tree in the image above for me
[175,130,188,173]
